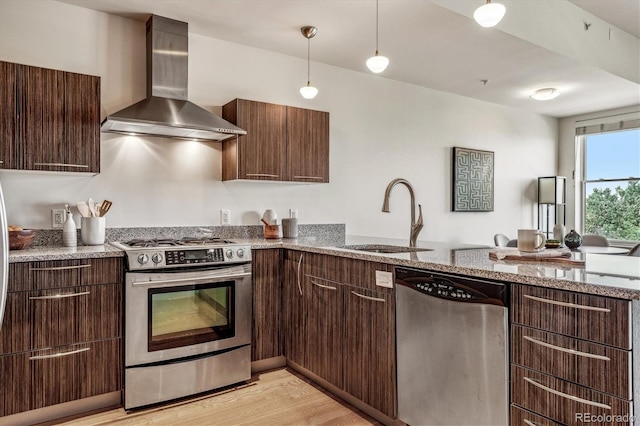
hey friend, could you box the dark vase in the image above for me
[564,229,582,249]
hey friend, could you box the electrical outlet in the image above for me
[220,209,231,226]
[51,209,66,228]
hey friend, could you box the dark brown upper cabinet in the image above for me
[0,61,100,173]
[222,99,329,183]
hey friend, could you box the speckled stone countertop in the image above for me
[9,231,640,300]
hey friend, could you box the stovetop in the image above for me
[111,238,251,271]
[112,237,238,249]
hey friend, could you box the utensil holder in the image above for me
[81,217,106,245]
[263,224,282,239]
[282,218,298,238]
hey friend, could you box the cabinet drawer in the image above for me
[30,283,122,349]
[512,325,631,399]
[305,253,393,291]
[30,338,122,410]
[511,365,632,426]
[511,284,630,349]
[510,405,561,426]
[9,257,123,291]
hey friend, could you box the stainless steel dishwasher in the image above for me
[395,267,508,426]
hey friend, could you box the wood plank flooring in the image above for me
[54,368,382,425]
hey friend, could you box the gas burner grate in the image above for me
[124,238,182,247]
[178,237,224,245]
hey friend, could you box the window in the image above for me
[577,117,640,244]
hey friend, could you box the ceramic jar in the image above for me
[564,229,582,249]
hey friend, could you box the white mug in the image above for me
[517,229,546,252]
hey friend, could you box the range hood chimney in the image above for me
[101,15,246,141]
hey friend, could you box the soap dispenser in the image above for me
[62,204,77,247]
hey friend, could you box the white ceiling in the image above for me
[58,0,640,118]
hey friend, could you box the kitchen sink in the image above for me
[340,244,434,254]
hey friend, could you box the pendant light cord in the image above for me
[307,37,311,84]
[375,0,379,53]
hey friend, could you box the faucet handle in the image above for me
[416,204,424,225]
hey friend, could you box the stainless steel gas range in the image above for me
[111,238,252,410]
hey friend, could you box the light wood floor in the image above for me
[55,368,382,426]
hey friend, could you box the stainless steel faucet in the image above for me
[382,178,424,247]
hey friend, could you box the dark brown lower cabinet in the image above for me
[251,249,283,361]
[510,405,562,426]
[0,258,123,417]
[283,250,396,418]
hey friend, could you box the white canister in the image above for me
[81,217,106,245]
[553,224,566,242]
[62,211,77,248]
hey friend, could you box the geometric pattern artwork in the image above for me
[452,147,494,212]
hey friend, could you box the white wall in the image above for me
[558,105,640,232]
[0,0,558,246]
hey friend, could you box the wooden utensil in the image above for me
[76,201,91,217]
[88,198,97,217]
[99,200,112,217]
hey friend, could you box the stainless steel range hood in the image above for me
[101,15,245,141]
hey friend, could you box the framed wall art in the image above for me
[452,147,494,212]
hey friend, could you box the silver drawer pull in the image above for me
[523,420,536,426]
[30,347,90,360]
[351,291,385,303]
[0,160,3,164]
[29,291,90,300]
[293,176,324,180]
[523,294,610,313]
[30,264,91,272]
[246,173,279,178]
[524,335,610,361]
[523,377,611,410]
[33,162,89,169]
[311,280,337,291]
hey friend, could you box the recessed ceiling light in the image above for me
[530,88,560,101]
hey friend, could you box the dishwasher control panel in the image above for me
[415,281,476,300]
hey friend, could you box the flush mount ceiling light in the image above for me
[366,0,389,73]
[299,26,318,99]
[473,0,506,28]
[531,88,560,101]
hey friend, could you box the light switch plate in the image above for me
[375,270,393,288]
[220,209,231,226]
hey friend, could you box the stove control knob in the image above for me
[236,248,245,258]
[152,253,163,264]
[137,253,149,265]
[226,249,234,259]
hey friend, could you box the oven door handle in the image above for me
[132,271,251,287]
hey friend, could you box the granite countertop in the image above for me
[9,234,640,300]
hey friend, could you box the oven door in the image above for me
[125,263,251,366]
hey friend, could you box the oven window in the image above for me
[148,281,235,352]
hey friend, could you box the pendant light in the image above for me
[366,0,389,73]
[473,0,506,28]
[300,26,318,99]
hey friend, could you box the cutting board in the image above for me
[489,248,585,266]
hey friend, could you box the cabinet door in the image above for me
[0,291,31,355]
[0,61,18,169]
[344,286,396,418]
[17,64,66,170]
[16,63,100,173]
[251,249,283,361]
[222,99,287,181]
[283,250,305,366]
[63,71,100,172]
[301,273,343,389]
[286,106,329,182]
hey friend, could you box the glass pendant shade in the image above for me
[299,83,318,99]
[473,1,506,27]
[366,52,389,73]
